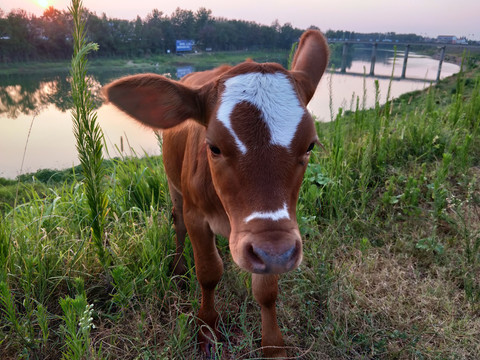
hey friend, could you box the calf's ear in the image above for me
[103,74,214,129]
[290,30,330,105]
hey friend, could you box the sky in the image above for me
[2,0,479,40]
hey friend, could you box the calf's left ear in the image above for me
[290,30,330,105]
[103,73,214,129]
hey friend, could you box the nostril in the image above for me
[278,246,295,263]
[246,244,267,272]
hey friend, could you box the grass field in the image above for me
[1,34,480,360]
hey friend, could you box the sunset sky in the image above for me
[2,0,479,40]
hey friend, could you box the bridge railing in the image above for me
[334,41,454,82]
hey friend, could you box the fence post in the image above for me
[370,42,377,76]
[401,44,410,79]
[436,46,446,82]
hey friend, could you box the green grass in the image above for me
[1,52,480,360]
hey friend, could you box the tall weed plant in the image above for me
[69,0,109,268]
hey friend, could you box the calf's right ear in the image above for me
[103,74,214,129]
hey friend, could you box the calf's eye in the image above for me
[306,142,315,154]
[209,144,221,156]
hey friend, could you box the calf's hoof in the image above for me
[198,326,221,359]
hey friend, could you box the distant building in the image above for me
[437,35,457,44]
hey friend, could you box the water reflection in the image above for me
[0,69,168,179]
[0,54,460,179]
[176,66,194,78]
[0,101,162,179]
[309,71,430,122]
[329,45,398,71]
[0,67,179,119]
[0,74,71,118]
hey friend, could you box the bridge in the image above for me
[328,40,479,82]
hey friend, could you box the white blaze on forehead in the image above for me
[244,203,290,223]
[216,72,305,154]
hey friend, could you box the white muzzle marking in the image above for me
[244,203,290,223]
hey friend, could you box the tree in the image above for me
[133,15,144,55]
[144,9,165,54]
[195,7,214,49]
[86,13,115,56]
[40,7,71,58]
[6,9,35,61]
[280,23,302,49]
[171,7,195,40]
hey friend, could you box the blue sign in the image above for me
[176,40,194,52]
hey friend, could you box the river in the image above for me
[0,51,460,179]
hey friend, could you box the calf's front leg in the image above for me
[252,274,287,358]
[168,182,188,277]
[184,209,224,357]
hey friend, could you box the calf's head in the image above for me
[105,30,329,274]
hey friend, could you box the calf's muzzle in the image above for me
[236,229,303,274]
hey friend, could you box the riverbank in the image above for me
[1,59,479,359]
[423,44,480,66]
[0,49,289,76]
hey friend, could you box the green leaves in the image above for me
[59,295,95,360]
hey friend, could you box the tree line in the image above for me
[0,6,307,62]
[324,30,424,43]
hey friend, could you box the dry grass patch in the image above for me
[329,246,480,359]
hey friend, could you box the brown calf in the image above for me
[105,30,329,358]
